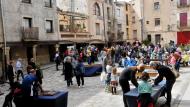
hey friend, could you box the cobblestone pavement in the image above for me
[0,65,190,107]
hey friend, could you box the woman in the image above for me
[64,57,73,87]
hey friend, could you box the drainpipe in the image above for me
[0,0,7,82]
[102,2,107,46]
[140,0,144,42]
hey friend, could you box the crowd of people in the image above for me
[1,40,190,107]
[2,57,43,107]
[99,41,187,107]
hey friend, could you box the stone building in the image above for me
[142,0,177,45]
[177,0,190,44]
[129,0,143,42]
[1,0,59,66]
[114,1,127,43]
[130,0,177,45]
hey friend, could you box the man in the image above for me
[22,68,43,107]
[16,58,24,81]
[7,61,14,89]
[150,62,176,107]
[119,64,145,107]
[28,58,36,70]
[54,51,61,71]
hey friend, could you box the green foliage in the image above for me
[142,39,151,46]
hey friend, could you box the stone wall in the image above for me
[36,45,50,65]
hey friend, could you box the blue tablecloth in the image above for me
[36,91,68,107]
[84,64,102,77]
[124,81,165,107]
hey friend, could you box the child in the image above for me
[138,72,153,107]
[105,60,112,92]
[110,67,118,95]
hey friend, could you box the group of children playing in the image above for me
[105,61,153,107]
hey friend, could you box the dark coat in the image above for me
[7,65,14,79]
[28,61,36,69]
[64,62,73,80]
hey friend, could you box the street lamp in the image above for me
[0,0,7,83]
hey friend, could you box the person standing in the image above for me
[54,51,61,71]
[64,57,73,87]
[22,68,43,107]
[119,64,145,107]
[16,58,24,81]
[75,59,85,88]
[7,61,15,89]
[150,62,176,107]
[110,67,118,95]
[28,58,36,70]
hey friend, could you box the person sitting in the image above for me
[138,72,153,107]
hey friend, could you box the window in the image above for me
[93,3,101,16]
[180,13,188,27]
[126,4,128,11]
[109,0,112,4]
[180,0,187,6]
[22,0,31,3]
[60,25,64,31]
[96,23,100,35]
[117,9,120,17]
[107,7,110,19]
[146,21,149,24]
[126,15,129,26]
[132,16,135,23]
[45,0,52,8]
[155,34,161,44]
[154,2,160,10]
[23,17,32,28]
[118,24,122,30]
[155,18,160,26]
[126,28,129,39]
[46,20,53,33]
[133,30,137,39]
[108,22,111,31]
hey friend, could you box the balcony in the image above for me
[177,21,190,30]
[117,30,124,41]
[22,27,39,41]
[177,0,190,8]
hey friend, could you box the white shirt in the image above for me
[111,74,118,81]
[106,65,112,74]
[16,60,22,71]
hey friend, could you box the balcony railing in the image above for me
[60,25,88,33]
[22,0,31,3]
[177,0,190,8]
[22,27,39,41]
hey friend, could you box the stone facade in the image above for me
[142,0,177,45]
[1,0,59,66]
[129,0,178,45]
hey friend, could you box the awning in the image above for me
[177,31,190,44]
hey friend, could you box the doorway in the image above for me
[27,47,33,63]
[155,34,161,45]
